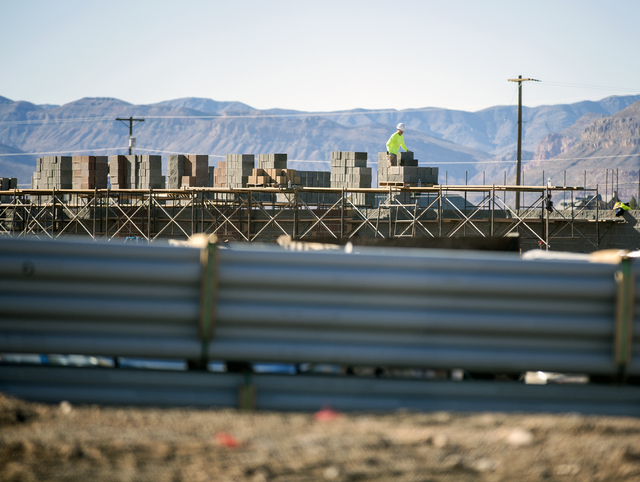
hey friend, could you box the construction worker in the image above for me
[614,201,631,217]
[386,123,410,167]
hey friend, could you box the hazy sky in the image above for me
[2,0,639,112]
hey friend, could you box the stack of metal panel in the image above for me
[225,154,255,189]
[167,155,209,188]
[330,151,373,206]
[1,237,638,380]
[210,243,639,377]
[72,156,108,190]
[0,236,203,359]
[31,156,73,189]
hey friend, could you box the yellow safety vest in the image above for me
[386,132,408,155]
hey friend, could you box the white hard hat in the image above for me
[397,123,405,131]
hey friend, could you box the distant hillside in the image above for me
[523,99,640,200]
[1,93,639,187]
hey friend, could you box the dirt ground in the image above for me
[1,392,640,482]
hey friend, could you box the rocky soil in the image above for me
[1,392,640,482]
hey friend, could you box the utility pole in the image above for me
[508,75,539,211]
[116,116,145,155]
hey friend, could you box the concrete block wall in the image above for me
[225,154,255,189]
[330,151,373,206]
[72,156,108,190]
[32,156,73,189]
[168,155,209,188]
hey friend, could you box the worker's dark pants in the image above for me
[615,208,625,217]
[387,153,397,167]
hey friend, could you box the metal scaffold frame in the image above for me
[0,185,609,249]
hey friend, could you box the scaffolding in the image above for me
[0,185,620,251]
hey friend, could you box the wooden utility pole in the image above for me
[116,116,145,155]
[508,75,539,211]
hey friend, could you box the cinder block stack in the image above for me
[167,155,184,189]
[167,155,209,188]
[225,154,255,189]
[31,156,73,189]
[330,151,374,206]
[130,155,164,189]
[297,171,332,204]
[108,155,165,189]
[377,152,438,186]
[72,156,108,190]
[257,153,287,170]
[213,161,226,187]
[248,169,300,187]
[298,171,331,188]
[1,178,18,190]
[109,156,129,188]
[0,177,17,203]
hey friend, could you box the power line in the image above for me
[0,147,129,157]
[541,80,640,93]
[0,116,114,126]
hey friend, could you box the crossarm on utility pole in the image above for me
[116,116,145,155]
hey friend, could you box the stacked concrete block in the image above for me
[213,161,226,187]
[31,156,72,189]
[130,155,164,189]
[109,155,129,189]
[1,177,17,203]
[257,153,287,170]
[167,155,209,189]
[1,178,18,190]
[298,170,331,188]
[330,151,373,206]
[72,156,108,190]
[225,154,255,189]
[109,155,164,189]
[377,152,438,186]
[167,155,184,189]
[297,170,332,205]
[248,168,300,187]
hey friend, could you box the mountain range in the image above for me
[1,93,639,190]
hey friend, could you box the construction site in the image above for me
[1,150,639,252]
